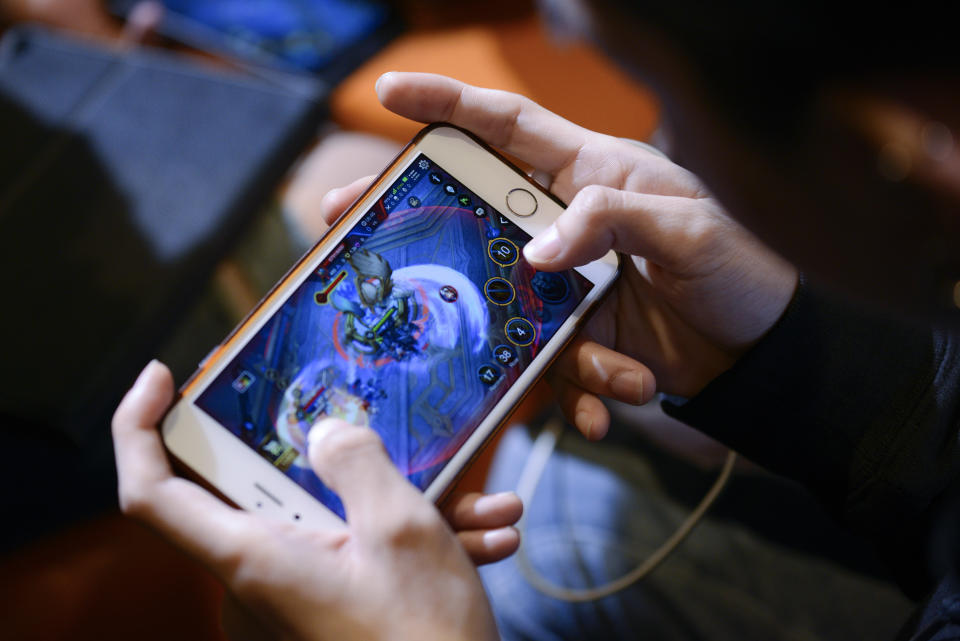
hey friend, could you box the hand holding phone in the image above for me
[112,361,502,641]
[374,72,798,420]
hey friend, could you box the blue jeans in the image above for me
[479,416,913,641]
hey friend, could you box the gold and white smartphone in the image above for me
[162,124,620,527]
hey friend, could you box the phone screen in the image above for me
[195,154,592,517]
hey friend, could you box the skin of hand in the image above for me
[336,72,799,439]
[112,361,514,641]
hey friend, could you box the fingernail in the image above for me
[523,225,561,263]
[473,491,518,516]
[133,359,160,390]
[575,409,594,440]
[609,370,648,406]
[308,419,340,447]
[375,71,394,96]
[482,527,518,548]
[323,185,341,203]
[591,421,609,440]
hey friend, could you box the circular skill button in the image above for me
[504,317,536,347]
[477,364,502,387]
[429,172,442,184]
[443,184,456,195]
[488,238,519,267]
[474,205,487,218]
[484,277,516,306]
[493,344,517,366]
[457,194,472,208]
[530,271,570,304]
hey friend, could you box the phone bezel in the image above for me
[161,124,619,527]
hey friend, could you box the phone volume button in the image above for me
[198,345,221,370]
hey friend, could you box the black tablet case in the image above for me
[0,25,325,544]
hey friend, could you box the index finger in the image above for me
[376,72,590,175]
[112,361,258,573]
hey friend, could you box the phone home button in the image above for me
[505,188,537,217]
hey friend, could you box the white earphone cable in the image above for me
[514,417,737,602]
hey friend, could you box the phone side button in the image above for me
[198,345,222,370]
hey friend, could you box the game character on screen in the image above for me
[332,249,421,361]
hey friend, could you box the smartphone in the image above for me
[162,124,620,527]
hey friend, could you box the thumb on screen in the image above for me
[307,419,430,535]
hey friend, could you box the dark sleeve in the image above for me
[663,279,960,597]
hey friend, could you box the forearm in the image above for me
[663,278,960,595]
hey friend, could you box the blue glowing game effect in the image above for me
[196,154,592,517]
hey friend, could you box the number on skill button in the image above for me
[505,317,536,347]
[488,238,519,266]
[477,365,502,387]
